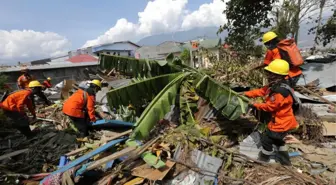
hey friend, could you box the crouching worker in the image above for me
[42,77,52,89]
[243,59,299,165]
[0,81,43,137]
[62,80,101,137]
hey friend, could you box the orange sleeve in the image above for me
[244,86,269,98]
[264,48,281,65]
[253,93,284,112]
[87,94,96,122]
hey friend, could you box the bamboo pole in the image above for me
[298,85,336,106]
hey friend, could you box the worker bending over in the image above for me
[243,59,299,165]
[62,80,101,137]
[42,77,52,89]
[0,81,44,137]
[17,69,34,89]
[255,31,304,87]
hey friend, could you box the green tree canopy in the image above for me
[218,0,277,57]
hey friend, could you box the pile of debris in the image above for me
[0,55,336,185]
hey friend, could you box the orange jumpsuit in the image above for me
[17,75,32,89]
[0,89,35,136]
[42,80,52,88]
[0,89,35,116]
[264,48,302,78]
[244,86,298,132]
[62,89,96,122]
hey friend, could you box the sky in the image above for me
[0,0,333,65]
[0,0,227,64]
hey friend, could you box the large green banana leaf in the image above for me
[99,54,181,77]
[195,75,249,120]
[106,73,183,109]
[131,72,190,139]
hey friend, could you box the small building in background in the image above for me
[67,41,140,58]
[135,41,184,60]
[135,38,222,68]
[92,41,140,57]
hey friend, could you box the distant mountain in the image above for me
[137,27,227,46]
[136,18,336,49]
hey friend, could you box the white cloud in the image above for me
[0,30,71,64]
[181,0,227,30]
[83,0,226,47]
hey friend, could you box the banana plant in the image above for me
[100,54,250,140]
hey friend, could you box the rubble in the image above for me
[0,54,335,185]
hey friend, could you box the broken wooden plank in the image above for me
[298,86,336,106]
[322,122,336,136]
[106,68,115,77]
[65,129,132,156]
[123,177,144,185]
[41,138,127,184]
[131,160,175,181]
[87,146,136,170]
[0,148,29,161]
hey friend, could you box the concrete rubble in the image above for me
[0,55,336,185]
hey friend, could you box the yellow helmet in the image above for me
[28,80,42,88]
[264,59,289,75]
[90,79,102,88]
[262,31,278,43]
[47,77,51,81]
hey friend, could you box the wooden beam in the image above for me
[65,129,132,156]
[0,149,29,161]
[298,85,336,106]
[87,146,136,170]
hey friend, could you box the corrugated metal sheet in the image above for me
[67,54,98,63]
[0,61,99,73]
[298,61,336,88]
[93,41,140,53]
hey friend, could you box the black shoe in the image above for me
[277,151,291,166]
[258,151,271,162]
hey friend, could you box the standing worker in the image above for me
[242,59,299,165]
[62,80,101,137]
[254,31,304,87]
[0,81,44,137]
[17,68,34,89]
[42,77,52,89]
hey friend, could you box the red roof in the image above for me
[67,54,98,63]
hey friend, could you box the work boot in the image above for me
[258,151,271,162]
[277,151,291,166]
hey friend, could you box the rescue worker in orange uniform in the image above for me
[243,59,299,165]
[0,81,44,137]
[42,77,52,89]
[62,80,101,137]
[17,69,34,89]
[255,32,303,87]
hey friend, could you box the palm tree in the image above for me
[100,54,249,140]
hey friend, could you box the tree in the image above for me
[218,0,277,58]
[180,48,190,63]
[100,54,249,139]
[0,74,8,92]
[273,0,321,42]
[314,10,336,47]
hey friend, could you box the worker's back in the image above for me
[0,89,32,113]
[62,89,87,118]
